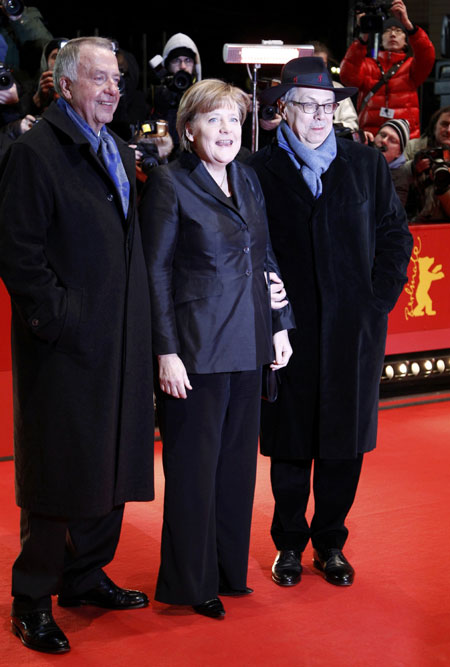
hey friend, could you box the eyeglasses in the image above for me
[287,101,339,114]
[170,57,194,66]
[383,27,404,35]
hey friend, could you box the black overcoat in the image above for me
[0,103,154,516]
[139,152,294,374]
[248,139,413,459]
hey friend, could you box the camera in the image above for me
[149,54,193,93]
[355,0,393,33]
[0,63,14,91]
[1,0,24,17]
[419,146,450,190]
[133,120,168,175]
[334,123,367,144]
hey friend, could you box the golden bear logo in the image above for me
[413,257,444,316]
[404,238,445,320]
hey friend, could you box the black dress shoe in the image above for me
[58,575,149,609]
[11,611,70,654]
[313,548,355,586]
[272,550,302,586]
[218,586,253,597]
[192,598,225,619]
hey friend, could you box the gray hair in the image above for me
[279,87,300,104]
[53,37,115,95]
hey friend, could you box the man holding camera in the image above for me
[405,106,450,221]
[374,117,411,205]
[340,0,435,138]
[150,32,201,150]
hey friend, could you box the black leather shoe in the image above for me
[313,548,355,586]
[11,611,70,654]
[272,550,302,586]
[192,598,225,619]
[218,586,253,597]
[58,575,148,609]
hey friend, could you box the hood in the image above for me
[163,33,202,81]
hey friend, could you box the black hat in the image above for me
[382,18,408,35]
[260,57,358,106]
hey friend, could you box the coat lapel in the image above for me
[265,144,316,207]
[44,103,134,225]
[183,152,249,227]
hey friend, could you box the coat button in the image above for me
[245,269,252,277]
[31,318,39,327]
[243,246,250,253]
[106,193,114,201]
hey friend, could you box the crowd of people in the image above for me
[0,0,445,656]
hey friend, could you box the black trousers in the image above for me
[270,456,363,553]
[11,505,124,614]
[155,369,262,605]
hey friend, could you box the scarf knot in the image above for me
[277,120,336,198]
[57,97,130,217]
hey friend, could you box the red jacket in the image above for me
[340,26,435,138]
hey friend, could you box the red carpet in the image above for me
[1,400,450,666]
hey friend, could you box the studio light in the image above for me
[223,42,313,65]
[223,40,314,152]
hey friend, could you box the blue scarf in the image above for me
[389,153,406,170]
[57,97,130,217]
[277,120,336,198]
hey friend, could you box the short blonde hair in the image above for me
[176,79,250,152]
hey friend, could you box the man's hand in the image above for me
[390,0,413,30]
[267,272,288,310]
[19,115,36,134]
[260,114,281,132]
[32,71,54,108]
[158,353,192,399]
[0,83,19,105]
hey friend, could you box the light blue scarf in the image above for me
[389,153,406,170]
[277,120,336,198]
[57,97,130,217]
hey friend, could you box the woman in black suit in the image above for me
[139,79,294,619]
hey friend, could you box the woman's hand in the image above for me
[270,329,293,370]
[268,272,288,310]
[158,353,192,398]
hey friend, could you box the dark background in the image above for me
[31,1,353,88]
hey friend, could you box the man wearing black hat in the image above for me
[248,56,412,589]
[340,0,434,139]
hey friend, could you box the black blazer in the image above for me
[139,151,294,374]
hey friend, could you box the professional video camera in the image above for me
[416,146,450,191]
[0,63,14,90]
[1,0,24,17]
[355,0,393,33]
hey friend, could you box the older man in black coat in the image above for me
[0,37,154,653]
[248,57,412,588]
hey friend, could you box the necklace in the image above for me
[203,162,230,195]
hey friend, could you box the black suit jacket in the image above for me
[139,151,294,374]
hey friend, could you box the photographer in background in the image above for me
[0,1,52,83]
[373,118,411,205]
[340,0,435,139]
[405,106,450,222]
[28,37,67,113]
[0,58,35,160]
[149,33,201,150]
